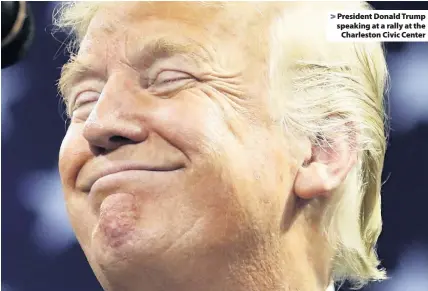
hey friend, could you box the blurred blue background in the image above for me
[2,2,428,291]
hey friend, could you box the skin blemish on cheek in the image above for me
[98,193,140,248]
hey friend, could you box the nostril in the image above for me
[89,145,107,156]
[98,147,107,155]
[109,135,131,143]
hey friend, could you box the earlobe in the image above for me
[294,163,333,199]
[293,137,357,200]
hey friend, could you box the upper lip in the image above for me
[78,161,184,192]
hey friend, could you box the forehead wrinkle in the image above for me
[127,35,213,69]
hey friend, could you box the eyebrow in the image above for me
[59,56,103,108]
[133,37,210,67]
[59,37,210,106]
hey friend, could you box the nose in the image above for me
[83,119,148,154]
[82,75,149,154]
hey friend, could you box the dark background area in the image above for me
[2,2,428,291]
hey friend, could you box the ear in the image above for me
[293,131,357,200]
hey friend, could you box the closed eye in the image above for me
[71,91,99,120]
[152,70,193,86]
[72,91,99,111]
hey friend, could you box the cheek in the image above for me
[59,124,92,194]
[67,193,97,247]
[151,93,234,158]
[59,125,97,246]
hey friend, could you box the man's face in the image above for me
[59,2,299,290]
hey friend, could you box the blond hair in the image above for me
[269,1,388,288]
[54,1,389,289]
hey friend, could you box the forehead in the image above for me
[102,2,228,25]
[84,2,227,42]
[80,3,216,54]
[81,2,277,53]
[88,2,258,31]
[61,2,282,103]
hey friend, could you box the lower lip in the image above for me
[89,169,182,209]
[92,169,181,190]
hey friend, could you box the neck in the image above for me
[105,236,331,291]
[102,211,332,291]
